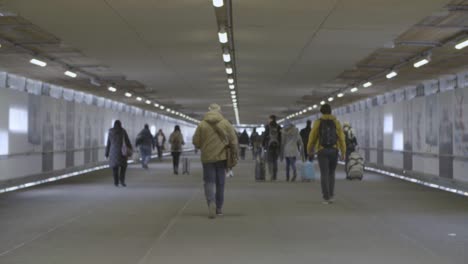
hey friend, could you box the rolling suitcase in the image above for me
[347,152,364,180]
[301,161,316,181]
[255,156,266,181]
[182,157,190,175]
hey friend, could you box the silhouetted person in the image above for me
[300,120,312,160]
[106,120,132,187]
[169,125,185,174]
[263,115,281,181]
[239,129,250,160]
[136,124,155,169]
[154,129,166,161]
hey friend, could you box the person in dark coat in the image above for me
[105,120,133,187]
[169,125,185,175]
[239,129,250,160]
[154,129,166,161]
[263,115,282,181]
[136,124,155,169]
[300,120,312,161]
[250,128,261,160]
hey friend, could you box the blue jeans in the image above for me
[285,157,297,180]
[202,161,226,210]
[139,145,152,166]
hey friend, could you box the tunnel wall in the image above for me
[297,70,468,186]
[0,72,196,184]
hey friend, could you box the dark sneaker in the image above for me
[208,203,216,219]
[121,183,127,187]
[216,209,223,216]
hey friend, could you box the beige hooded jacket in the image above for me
[192,110,238,163]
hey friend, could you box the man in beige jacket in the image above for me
[193,104,238,219]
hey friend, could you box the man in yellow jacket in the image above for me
[307,104,346,204]
[193,104,238,218]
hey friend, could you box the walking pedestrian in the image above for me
[263,115,281,181]
[135,124,155,169]
[280,120,304,182]
[105,120,133,187]
[169,125,185,175]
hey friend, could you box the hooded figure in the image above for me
[238,129,250,160]
[193,104,238,219]
[280,120,304,181]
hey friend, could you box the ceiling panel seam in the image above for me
[102,0,194,96]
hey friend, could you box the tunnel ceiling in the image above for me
[0,0,467,124]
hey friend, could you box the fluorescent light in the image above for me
[231,95,236,99]
[228,78,234,84]
[108,86,117,92]
[350,87,358,93]
[363,82,372,88]
[230,91,236,95]
[166,108,171,112]
[320,101,325,105]
[229,85,235,89]
[145,100,151,104]
[30,58,47,67]
[154,103,159,107]
[226,67,233,74]
[328,97,334,102]
[125,92,132,97]
[64,71,77,78]
[313,104,318,109]
[455,39,468,50]
[160,105,165,110]
[337,93,344,98]
[212,0,223,7]
[223,52,231,62]
[136,97,142,101]
[218,28,228,44]
[386,71,397,79]
[413,58,429,68]
[308,106,313,110]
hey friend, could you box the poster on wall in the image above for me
[412,97,425,152]
[403,100,413,171]
[28,94,42,145]
[425,94,439,153]
[42,99,54,172]
[65,101,75,167]
[454,88,468,156]
[439,91,454,178]
[376,107,384,165]
[364,110,370,161]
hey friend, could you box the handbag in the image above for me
[208,122,238,169]
[121,132,133,157]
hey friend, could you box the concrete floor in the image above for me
[0,153,467,264]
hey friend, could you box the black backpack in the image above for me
[268,124,280,147]
[319,119,337,148]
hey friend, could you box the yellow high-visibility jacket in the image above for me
[307,114,346,156]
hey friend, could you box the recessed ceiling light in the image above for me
[125,92,132,97]
[64,71,77,78]
[313,104,318,109]
[229,84,235,89]
[154,103,159,107]
[223,52,231,62]
[328,97,334,102]
[228,78,234,84]
[455,39,468,50]
[226,67,233,74]
[350,87,358,93]
[166,108,171,112]
[386,71,397,79]
[145,100,151,104]
[30,58,47,67]
[136,97,142,101]
[212,0,223,7]
[320,101,326,105]
[160,105,165,110]
[337,93,344,98]
[230,91,236,95]
[108,87,117,92]
[308,106,313,111]
[218,27,228,44]
[413,58,430,68]
[363,82,372,88]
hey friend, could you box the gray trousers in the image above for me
[317,148,338,200]
[203,161,227,209]
[267,146,279,180]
